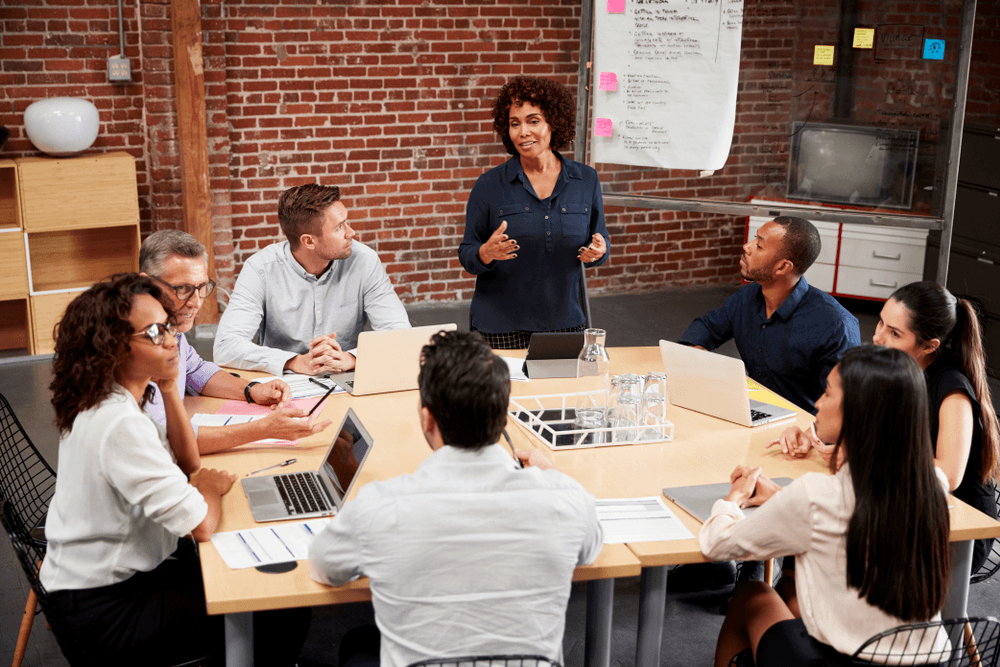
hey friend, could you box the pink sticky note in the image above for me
[595,118,613,137]
[599,72,618,91]
[606,0,625,13]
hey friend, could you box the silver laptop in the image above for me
[241,408,373,522]
[663,478,794,522]
[659,340,797,427]
[326,323,458,396]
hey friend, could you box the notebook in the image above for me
[326,323,458,396]
[662,478,794,523]
[659,340,797,427]
[240,408,373,523]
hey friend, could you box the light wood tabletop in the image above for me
[193,346,1000,615]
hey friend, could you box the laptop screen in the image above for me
[321,411,372,503]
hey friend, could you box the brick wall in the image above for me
[1,0,997,310]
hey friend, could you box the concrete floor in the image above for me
[2,286,998,667]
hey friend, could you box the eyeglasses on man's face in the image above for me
[131,321,179,346]
[151,274,216,301]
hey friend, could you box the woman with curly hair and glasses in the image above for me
[458,76,610,349]
[39,273,308,666]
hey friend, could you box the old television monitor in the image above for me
[786,122,919,210]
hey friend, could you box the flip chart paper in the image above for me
[599,72,618,91]
[593,0,744,170]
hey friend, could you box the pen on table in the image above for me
[503,429,523,469]
[306,383,337,417]
[238,533,261,563]
[247,459,297,477]
[309,376,333,390]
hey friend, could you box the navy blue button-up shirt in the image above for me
[679,277,860,412]
[459,152,609,333]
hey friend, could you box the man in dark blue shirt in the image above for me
[679,217,860,413]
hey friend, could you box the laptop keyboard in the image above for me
[750,409,771,423]
[274,472,332,515]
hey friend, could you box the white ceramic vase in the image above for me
[23,97,100,156]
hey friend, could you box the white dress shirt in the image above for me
[700,465,949,659]
[214,240,411,375]
[308,443,603,667]
[40,388,208,591]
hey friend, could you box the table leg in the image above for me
[225,611,254,667]
[636,566,669,667]
[585,579,614,667]
[942,540,973,620]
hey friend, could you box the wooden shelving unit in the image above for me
[0,152,140,357]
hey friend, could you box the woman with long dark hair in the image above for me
[775,281,999,572]
[703,346,951,666]
[39,274,307,665]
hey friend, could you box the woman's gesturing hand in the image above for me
[479,221,519,264]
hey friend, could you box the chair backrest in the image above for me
[407,656,562,667]
[970,482,1000,585]
[851,617,1000,666]
[1,499,87,665]
[0,391,56,536]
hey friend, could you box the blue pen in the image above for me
[238,533,261,563]
[304,523,314,535]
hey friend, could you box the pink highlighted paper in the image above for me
[606,0,625,13]
[595,118,613,137]
[599,72,618,91]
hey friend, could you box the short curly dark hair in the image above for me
[491,76,577,156]
[50,273,174,435]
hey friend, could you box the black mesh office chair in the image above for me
[970,483,1000,585]
[3,500,211,667]
[728,617,1000,667]
[408,656,562,667]
[0,390,56,667]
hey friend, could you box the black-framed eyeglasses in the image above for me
[131,321,179,346]
[150,274,216,301]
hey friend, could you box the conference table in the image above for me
[193,346,1000,667]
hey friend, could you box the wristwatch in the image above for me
[244,380,261,404]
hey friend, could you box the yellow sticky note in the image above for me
[813,45,835,66]
[852,28,875,49]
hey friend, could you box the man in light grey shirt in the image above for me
[308,331,603,667]
[214,183,411,376]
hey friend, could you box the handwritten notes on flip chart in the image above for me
[593,0,745,170]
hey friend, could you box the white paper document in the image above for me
[596,497,694,544]
[210,518,332,569]
[498,356,529,382]
[272,374,346,399]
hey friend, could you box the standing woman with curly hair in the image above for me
[458,76,610,349]
[40,274,308,665]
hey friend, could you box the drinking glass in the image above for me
[613,393,641,443]
[641,371,669,420]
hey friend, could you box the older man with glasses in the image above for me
[139,230,332,454]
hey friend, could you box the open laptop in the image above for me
[241,408,373,522]
[325,323,458,396]
[659,340,797,427]
[522,331,586,379]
